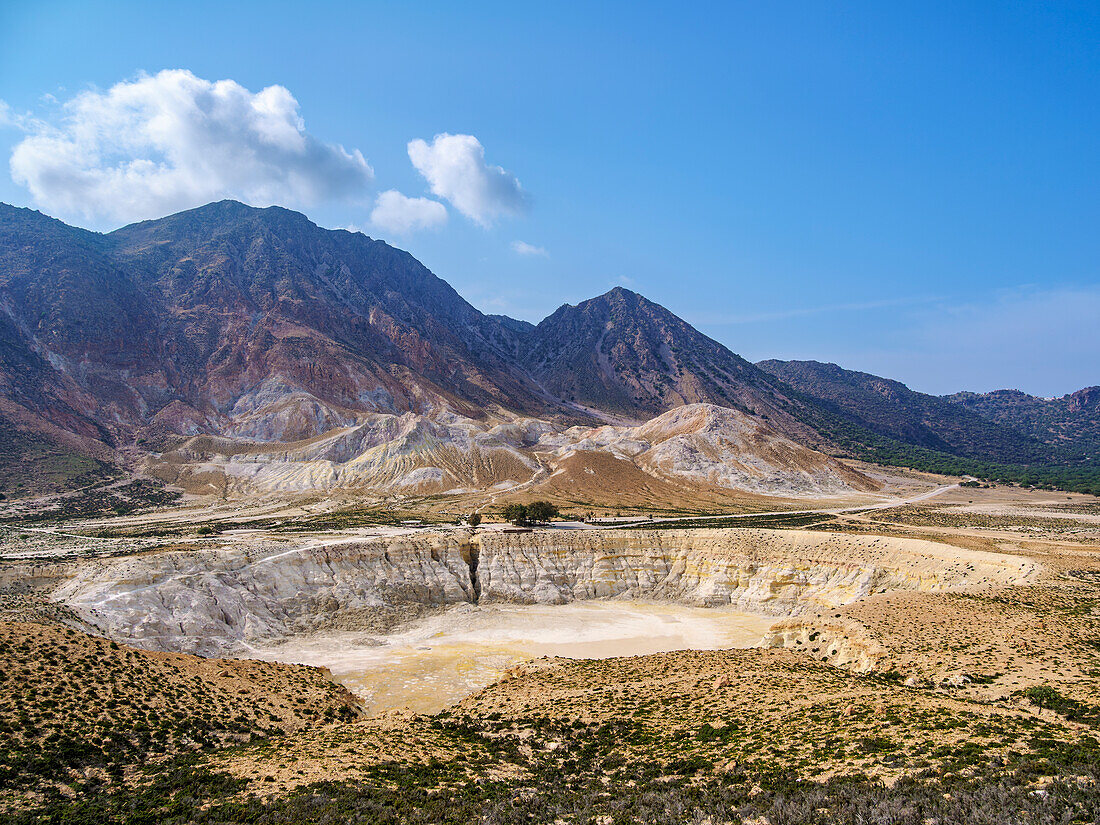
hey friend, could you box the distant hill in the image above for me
[945,387,1100,461]
[759,359,1100,494]
[756,359,1053,465]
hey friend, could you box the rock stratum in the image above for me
[151,402,875,498]
[53,528,1038,670]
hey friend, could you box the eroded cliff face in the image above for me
[52,537,474,656]
[52,529,1038,659]
[148,403,877,500]
[473,530,1033,609]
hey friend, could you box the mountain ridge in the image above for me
[757,359,1099,493]
[0,200,1095,497]
[945,385,1100,460]
[0,200,574,441]
[756,359,1055,465]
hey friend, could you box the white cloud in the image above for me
[7,69,373,227]
[407,133,526,226]
[370,190,447,235]
[0,101,40,132]
[511,240,548,257]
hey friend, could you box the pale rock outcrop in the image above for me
[535,404,875,498]
[759,620,886,672]
[53,536,475,656]
[150,404,877,499]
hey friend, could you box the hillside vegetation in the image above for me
[760,360,1100,495]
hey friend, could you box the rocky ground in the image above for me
[0,479,1098,823]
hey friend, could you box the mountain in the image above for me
[0,201,570,450]
[0,201,877,501]
[520,288,829,440]
[757,361,1100,494]
[945,387,1100,461]
[756,359,1054,465]
[4,200,1092,501]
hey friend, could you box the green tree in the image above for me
[1024,685,1060,715]
[467,512,482,528]
[502,503,528,525]
[526,501,559,523]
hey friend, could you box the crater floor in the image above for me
[245,600,776,714]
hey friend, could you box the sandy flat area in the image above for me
[942,503,1100,523]
[246,601,776,715]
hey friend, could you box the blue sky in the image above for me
[1,1,1097,397]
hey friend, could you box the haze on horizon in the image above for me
[0,1,1096,398]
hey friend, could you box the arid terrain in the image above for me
[1,1,1098,816]
[2,469,1099,823]
[0,202,1098,822]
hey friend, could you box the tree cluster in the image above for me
[501,501,559,525]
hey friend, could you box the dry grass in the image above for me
[0,620,359,810]
[1,471,1099,822]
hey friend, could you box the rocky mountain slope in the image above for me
[945,387,1100,460]
[2,199,1091,501]
[0,201,569,448]
[757,359,1100,494]
[757,359,1055,465]
[761,359,1100,465]
[150,402,874,499]
[0,201,877,499]
[537,403,871,498]
[522,288,796,420]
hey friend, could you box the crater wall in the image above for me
[52,529,1038,658]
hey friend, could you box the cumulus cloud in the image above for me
[408,133,527,226]
[511,240,548,257]
[7,69,373,226]
[370,189,447,235]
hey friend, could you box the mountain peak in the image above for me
[109,199,320,241]
[602,285,641,300]
[584,285,658,309]
[0,200,576,449]
[522,284,804,425]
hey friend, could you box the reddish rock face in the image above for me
[0,202,835,459]
[0,201,568,452]
[518,286,827,446]
[1068,387,1100,413]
